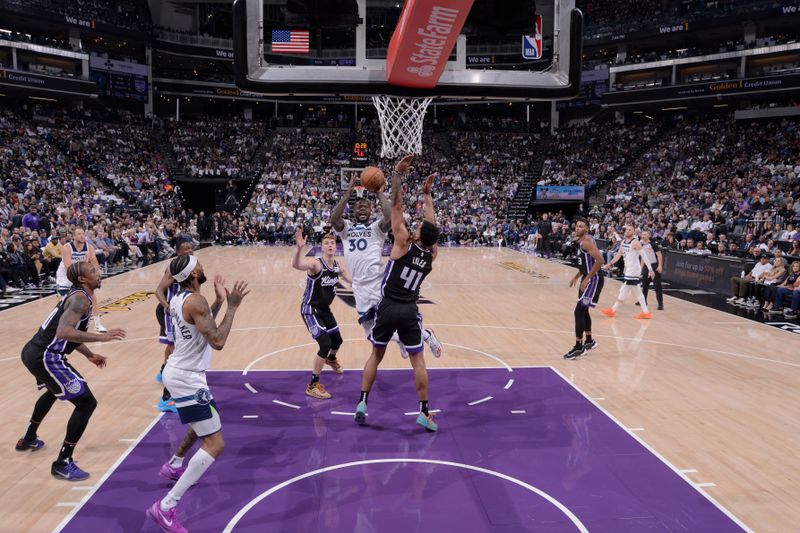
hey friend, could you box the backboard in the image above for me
[233,0,583,101]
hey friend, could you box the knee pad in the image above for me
[329,331,343,351]
[316,334,332,358]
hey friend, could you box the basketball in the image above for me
[360,166,385,193]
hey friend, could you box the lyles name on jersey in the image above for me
[412,256,428,269]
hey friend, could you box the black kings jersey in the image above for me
[301,258,340,311]
[29,288,92,355]
[381,243,433,302]
[576,237,599,277]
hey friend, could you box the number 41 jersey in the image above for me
[381,243,433,302]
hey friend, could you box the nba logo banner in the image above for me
[522,14,543,60]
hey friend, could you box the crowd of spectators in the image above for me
[540,121,659,189]
[168,119,266,178]
[2,103,799,316]
[5,0,151,33]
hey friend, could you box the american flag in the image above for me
[271,30,309,53]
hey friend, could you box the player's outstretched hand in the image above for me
[226,281,250,308]
[294,226,306,248]
[395,154,414,174]
[348,171,359,190]
[97,329,126,342]
[422,173,436,195]
[86,353,107,368]
[214,274,226,302]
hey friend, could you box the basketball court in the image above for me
[3,246,798,532]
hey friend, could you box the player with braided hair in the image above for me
[17,262,126,481]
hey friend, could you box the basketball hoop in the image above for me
[354,185,367,199]
[372,95,433,159]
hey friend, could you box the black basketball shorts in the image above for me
[369,298,423,354]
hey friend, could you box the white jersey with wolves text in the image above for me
[335,219,387,312]
[621,238,643,280]
[167,291,212,372]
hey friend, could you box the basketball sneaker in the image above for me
[601,308,616,317]
[93,316,107,333]
[51,460,90,481]
[159,462,186,481]
[146,501,188,533]
[425,329,443,358]
[634,312,653,319]
[583,339,598,351]
[563,343,586,360]
[324,358,344,374]
[157,398,178,413]
[415,412,438,432]
[306,382,332,399]
[15,437,44,452]
[398,342,409,359]
[354,401,368,425]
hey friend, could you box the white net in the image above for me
[371,95,433,159]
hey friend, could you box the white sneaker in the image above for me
[725,296,737,303]
[94,317,108,333]
[5,286,21,293]
[425,329,443,358]
[398,341,409,359]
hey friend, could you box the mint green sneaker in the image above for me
[416,412,438,432]
[354,401,367,425]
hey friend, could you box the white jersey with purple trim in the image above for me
[335,219,387,313]
[621,238,643,280]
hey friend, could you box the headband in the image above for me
[173,255,197,283]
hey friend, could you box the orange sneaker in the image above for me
[324,358,344,374]
[306,382,332,399]
[634,312,653,319]
[601,308,616,317]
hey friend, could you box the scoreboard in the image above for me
[351,141,368,165]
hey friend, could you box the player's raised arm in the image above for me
[330,172,357,232]
[377,183,392,233]
[422,174,436,225]
[292,227,321,274]
[390,155,414,253]
[185,281,248,351]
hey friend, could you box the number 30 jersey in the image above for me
[381,243,433,303]
[335,219,387,309]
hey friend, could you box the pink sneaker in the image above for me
[146,501,188,533]
[159,462,186,481]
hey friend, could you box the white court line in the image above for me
[272,400,301,409]
[56,502,81,507]
[504,378,514,390]
[590,397,605,401]
[118,438,136,442]
[549,366,753,532]
[421,324,800,369]
[242,415,259,419]
[52,413,164,533]
[69,486,95,492]
[331,411,357,416]
[681,469,699,473]
[467,396,493,406]
[244,383,258,394]
[404,409,441,416]
[629,427,645,432]
[696,482,717,488]
[511,410,527,414]
[222,458,589,533]
[0,355,18,362]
